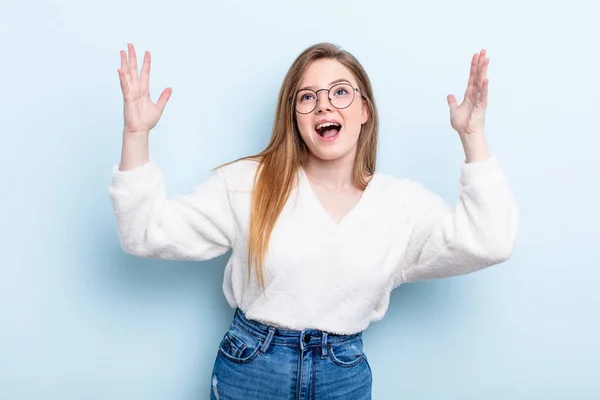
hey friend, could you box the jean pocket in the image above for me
[328,337,365,368]
[218,323,262,364]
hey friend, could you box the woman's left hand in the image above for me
[447,49,491,162]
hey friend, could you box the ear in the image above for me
[361,98,369,124]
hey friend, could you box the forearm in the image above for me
[461,132,491,163]
[119,131,150,171]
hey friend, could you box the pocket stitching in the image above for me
[218,332,261,364]
[224,332,247,357]
[328,344,365,368]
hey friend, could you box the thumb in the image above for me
[447,94,458,110]
[157,87,173,111]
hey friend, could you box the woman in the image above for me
[109,42,518,399]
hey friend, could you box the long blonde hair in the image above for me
[220,42,379,289]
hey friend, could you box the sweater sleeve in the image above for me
[395,155,518,285]
[108,161,235,261]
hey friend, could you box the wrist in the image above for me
[123,129,149,141]
[461,132,491,163]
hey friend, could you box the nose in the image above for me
[314,89,333,114]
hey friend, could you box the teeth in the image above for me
[316,122,341,130]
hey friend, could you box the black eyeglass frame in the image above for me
[289,84,362,114]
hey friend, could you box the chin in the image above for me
[300,125,360,162]
[309,145,356,162]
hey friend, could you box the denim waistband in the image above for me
[232,308,362,348]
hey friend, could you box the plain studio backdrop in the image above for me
[1,0,598,398]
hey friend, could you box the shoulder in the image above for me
[372,171,431,195]
[213,157,261,192]
[371,171,446,208]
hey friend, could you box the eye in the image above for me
[335,88,348,96]
[297,90,316,103]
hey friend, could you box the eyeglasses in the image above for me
[290,83,361,114]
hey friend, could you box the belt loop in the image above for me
[260,327,276,354]
[321,332,328,358]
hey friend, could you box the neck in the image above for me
[303,151,356,190]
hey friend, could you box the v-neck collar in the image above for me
[298,167,379,228]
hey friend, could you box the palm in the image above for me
[447,49,489,136]
[117,44,172,135]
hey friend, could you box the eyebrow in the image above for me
[299,78,352,91]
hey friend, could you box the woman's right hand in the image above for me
[118,43,172,137]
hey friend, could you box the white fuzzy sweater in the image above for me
[108,156,518,334]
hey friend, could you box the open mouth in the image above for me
[315,122,342,139]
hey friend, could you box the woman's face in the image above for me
[295,59,368,164]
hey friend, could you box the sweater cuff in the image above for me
[110,160,162,193]
[459,155,506,187]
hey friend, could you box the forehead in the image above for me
[299,59,357,88]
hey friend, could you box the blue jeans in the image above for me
[210,308,372,399]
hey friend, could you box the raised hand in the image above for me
[117,43,172,136]
[447,49,489,137]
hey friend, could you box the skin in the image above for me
[295,59,369,184]
[446,49,492,164]
[117,44,171,171]
[116,44,492,222]
[294,59,371,222]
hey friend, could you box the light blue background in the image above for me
[1,0,598,398]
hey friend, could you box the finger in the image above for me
[476,49,487,84]
[478,49,487,72]
[156,87,172,111]
[139,51,151,95]
[467,53,478,90]
[119,50,133,88]
[479,58,489,90]
[117,68,130,97]
[127,43,138,82]
[478,78,489,108]
[480,56,489,76]
[447,94,458,110]
[464,53,479,103]
[120,50,128,71]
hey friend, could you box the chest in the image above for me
[227,173,415,289]
[309,184,364,224]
